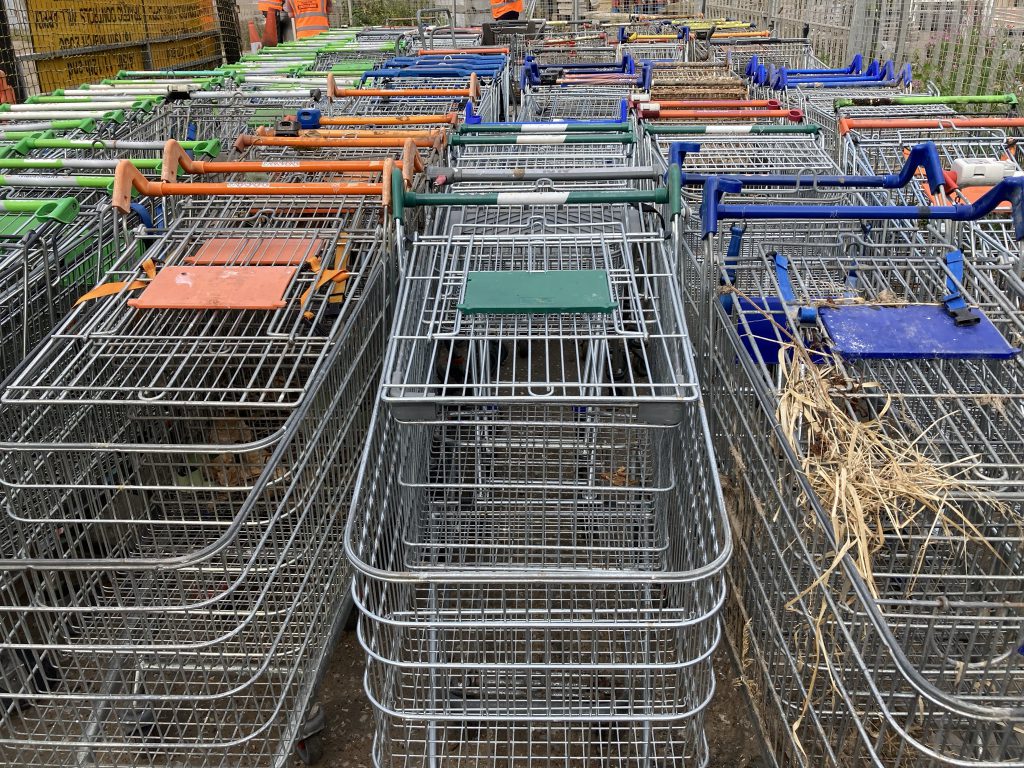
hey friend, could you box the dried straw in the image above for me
[776,345,1015,599]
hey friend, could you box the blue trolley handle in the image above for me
[701,175,1024,239]
[673,141,946,195]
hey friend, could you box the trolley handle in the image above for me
[117,69,226,79]
[450,129,635,146]
[671,140,947,194]
[417,47,511,55]
[0,118,96,137]
[391,164,683,221]
[774,62,912,91]
[838,115,1024,135]
[0,173,115,190]
[0,197,80,224]
[359,67,499,80]
[700,174,1024,239]
[290,109,459,128]
[112,157,396,213]
[11,136,221,158]
[162,137,424,187]
[427,165,663,186]
[639,106,803,122]
[710,29,770,39]
[833,93,1018,110]
[327,72,480,102]
[233,131,445,153]
[0,106,127,124]
[645,123,819,136]
[27,94,164,109]
[710,35,809,46]
[754,57,875,86]
[0,157,162,171]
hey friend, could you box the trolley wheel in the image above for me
[294,703,326,765]
[294,733,323,765]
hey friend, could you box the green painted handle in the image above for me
[0,157,163,170]
[0,174,115,190]
[0,119,96,140]
[0,197,80,223]
[834,94,1018,109]
[118,70,226,78]
[12,137,220,157]
[190,139,222,158]
[28,95,163,107]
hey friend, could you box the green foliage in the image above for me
[351,0,436,25]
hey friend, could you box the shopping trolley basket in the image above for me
[0,163,398,767]
[347,167,730,767]
[692,173,1024,767]
[838,115,1024,269]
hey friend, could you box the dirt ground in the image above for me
[296,630,767,767]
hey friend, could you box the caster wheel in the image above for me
[294,732,323,765]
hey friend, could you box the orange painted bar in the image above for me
[113,157,394,212]
[839,116,1024,134]
[234,134,442,151]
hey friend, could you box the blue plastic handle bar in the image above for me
[779,75,903,91]
[130,201,153,229]
[772,59,882,87]
[775,71,905,90]
[670,141,945,194]
[773,252,818,323]
[641,61,653,91]
[774,60,907,89]
[778,68,892,87]
[700,175,1024,238]
[769,54,864,78]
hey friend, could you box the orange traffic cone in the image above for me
[248,19,262,52]
[0,71,15,104]
[261,12,279,48]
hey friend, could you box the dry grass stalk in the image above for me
[776,345,1014,599]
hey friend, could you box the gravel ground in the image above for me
[295,629,766,768]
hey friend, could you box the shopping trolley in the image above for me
[328,71,499,122]
[838,114,1024,274]
[646,61,749,100]
[347,166,730,767]
[691,168,1024,768]
[0,158,400,767]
